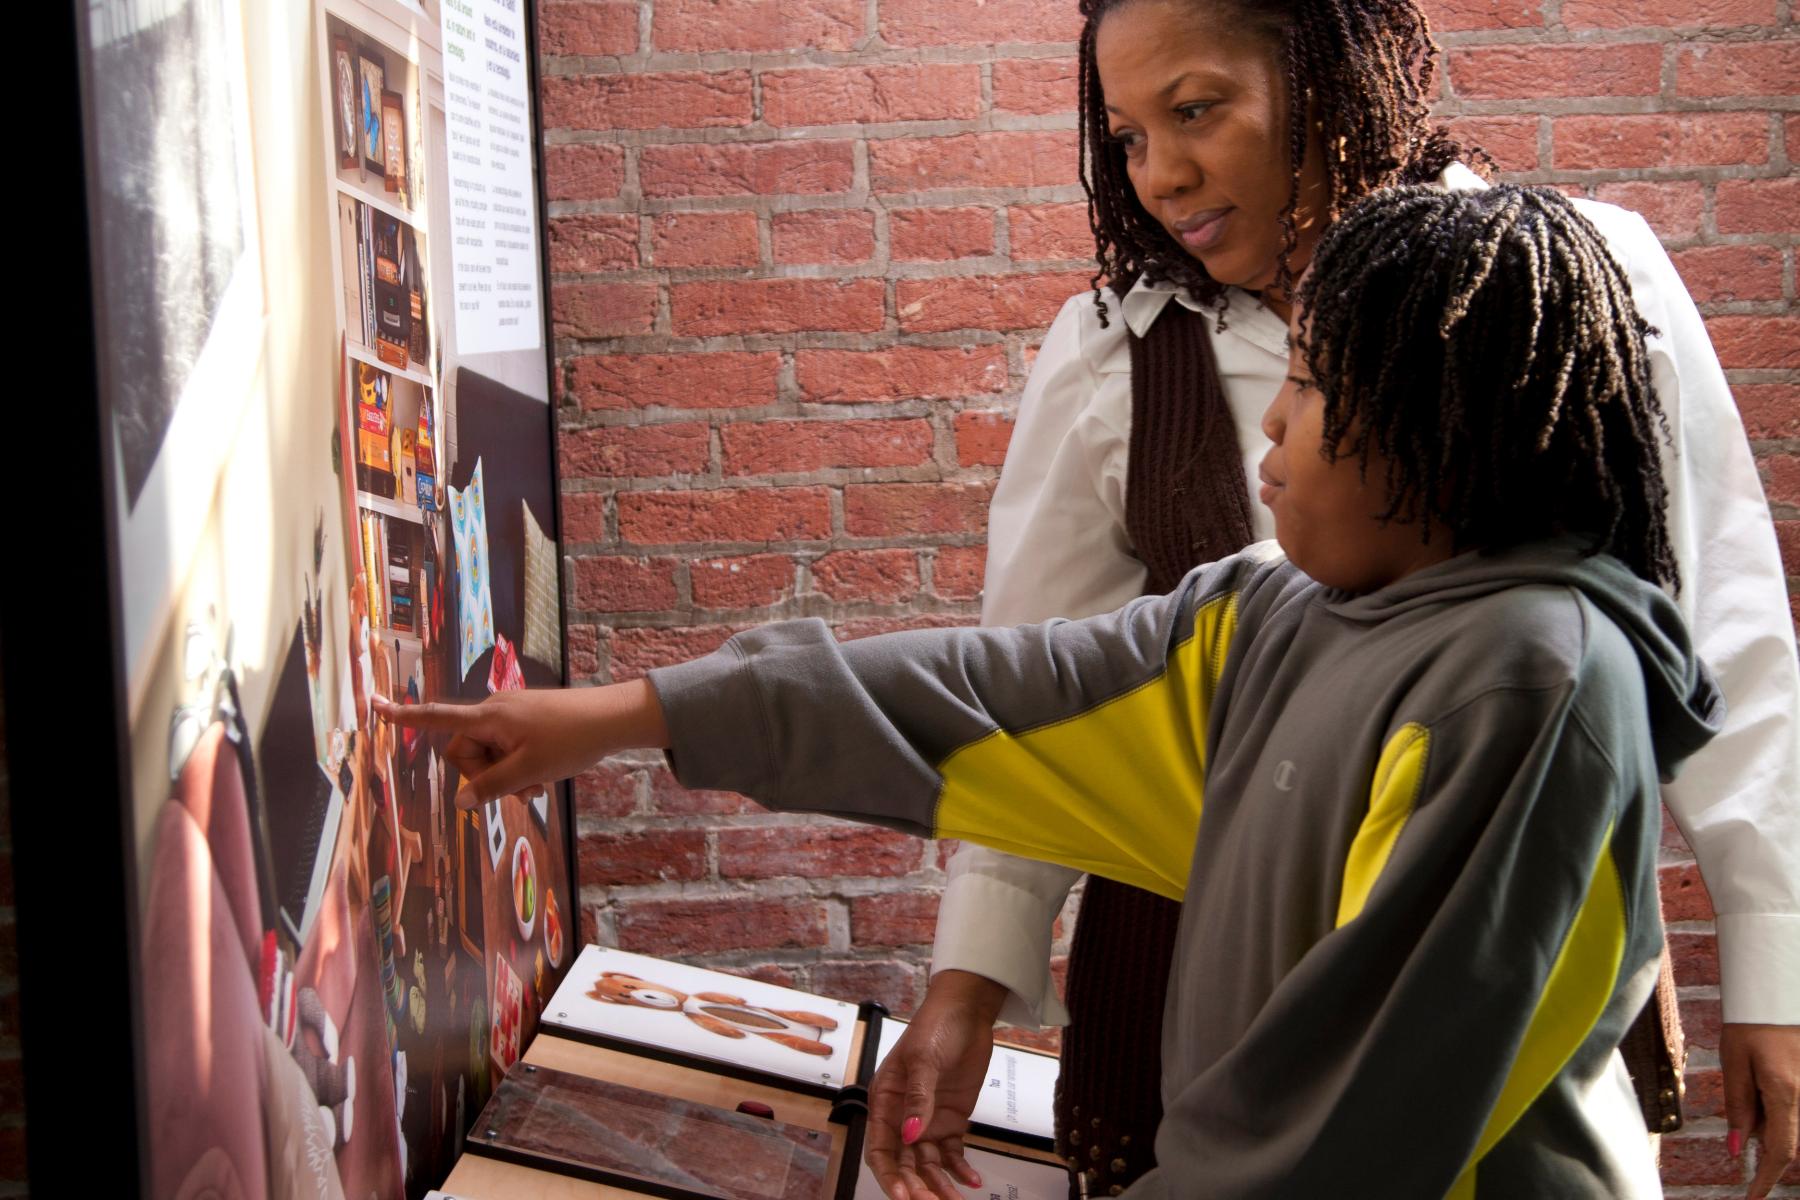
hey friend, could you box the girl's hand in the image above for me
[373,681,667,807]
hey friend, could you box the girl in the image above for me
[384,185,1731,1197]
[896,0,1798,1195]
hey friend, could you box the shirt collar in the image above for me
[1119,276,1288,358]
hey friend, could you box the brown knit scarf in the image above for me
[1051,298,1682,1199]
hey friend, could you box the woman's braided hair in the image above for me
[1295,184,1678,589]
[1078,0,1482,323]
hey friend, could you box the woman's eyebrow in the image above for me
[1105,71,1213,115]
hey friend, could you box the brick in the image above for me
[1789,114,1800,159]
[1677,41,1800,97]
[1734,384,1800,440]
[640,141,856,198]
[797,346,1008,403]
[560,492,609,540]
[572,555,681,612]
[1777,520,1799,577]
[720,962,802,990]
[1562,0,1775,26]
[1678,995,1722,1051]
[998,1025,1061,1054]
[723,418,934,474]
[1767,454,1800,507]
[542,71,753,131]
[1591,182,1704,239]
[549,215,639,274]
[809,959,923,1014]
[852,892,941,946]
[954,410,1015,466]
[579,829,708,885]
[1659,1133,1743,1186]
[890,207,995,261]
[1715,177,1800,235]
[763,64,981,126]
[561,422,711,479]
[553,282,658,338]
[1667,244,1784,304]
[1683,1064,1725,1118]
[811,548,922,603]
[539,2,638,56]
[575,760,641,818]
[897,272,1089,333]
[878,0,1083,46]
[619,487,833,545]
[0,1128,25,1186]
[617,898,831,954]
[1009,203,1092,262]
[1446,44,1661,100]
[1668,931,1720,987]
[1659,861,1716,923]
[645,764,754,814]
[933,545,987,600]
[771,209,877,265]
[1418,0,1543,29]
[650,211,760,268]
[870,132,1076,193]
[609,624,739,679]
[691,554,797,609]
[835,613,979,639]
[568,625,602,678]
[1446,117,1539,173]
[718,824,923,879]
[845,482,994,536]
[1551,113,1768,170]
[1706,317,1800,370]
[671,278,885,335]
[545,143,626,202]
[992,57,1078,114]
[652,0,862,52]
[569,353,781,412]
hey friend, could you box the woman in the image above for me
[871,1,1800,1197]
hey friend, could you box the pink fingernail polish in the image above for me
[1727,1129,1743,1157]
[902,1117,922,1145]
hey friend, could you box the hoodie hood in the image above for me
[1323,537,1724,781]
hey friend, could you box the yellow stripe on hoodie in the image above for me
[931,593,1240,900]
[1448,821,1628,1198]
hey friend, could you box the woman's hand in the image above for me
[1722,1022,1800,1199]
[866,970,1011,1200]
[373,681,667,806]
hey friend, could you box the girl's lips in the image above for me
[1258,482,1279,507]
[1175,207,1232,251]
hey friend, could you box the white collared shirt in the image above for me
[935,165,1800,1028]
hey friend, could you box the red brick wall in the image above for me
[539,1,1799,1192]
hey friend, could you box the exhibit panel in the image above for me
[64,0,572,1195]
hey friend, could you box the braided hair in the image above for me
[1078,0,1482,323]
[1295,184,1678,589]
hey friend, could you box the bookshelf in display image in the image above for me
[348,354,440,654]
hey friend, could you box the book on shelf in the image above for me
[337,196,362,340]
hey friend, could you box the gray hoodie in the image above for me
[650,538,1722,1197]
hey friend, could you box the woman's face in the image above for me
[1094,0,1329,295]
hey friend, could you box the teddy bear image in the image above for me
[588,971,840,1057]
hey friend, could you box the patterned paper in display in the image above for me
[520,500,561,672]
[450,459,495,680]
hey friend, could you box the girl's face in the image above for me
[1257,299,1453,592]
[1095,0,1329,298]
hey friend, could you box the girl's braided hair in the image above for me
[1295,184,1677,589]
